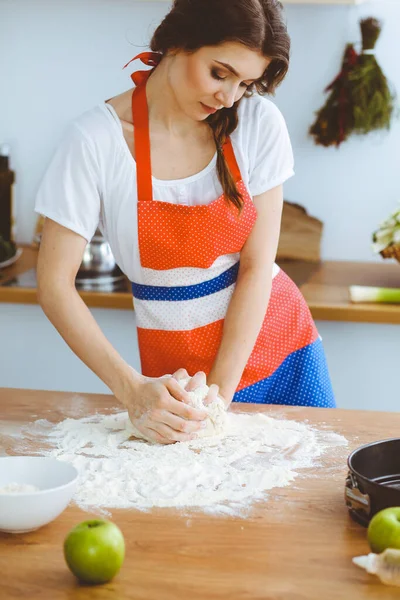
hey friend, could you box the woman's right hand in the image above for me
[123,373,209,445]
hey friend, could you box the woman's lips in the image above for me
[200,102,218,115]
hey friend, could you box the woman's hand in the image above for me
[122,371,210,445]
[172,368,221,407]
[173,369,230,408]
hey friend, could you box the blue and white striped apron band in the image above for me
[131,261,240,301]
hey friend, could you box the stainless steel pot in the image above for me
[76,228,125,285]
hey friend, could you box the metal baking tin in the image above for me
[345,438,400,527]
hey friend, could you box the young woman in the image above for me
[35,0,335,445]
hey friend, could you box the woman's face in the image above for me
[168,42,270,121]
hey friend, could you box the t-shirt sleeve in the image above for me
[34,123,101,242]
[243,96,294,197]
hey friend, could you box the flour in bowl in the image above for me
[28,405,347,515]
[0,483,39,494]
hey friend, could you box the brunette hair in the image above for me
[150,0,290,212]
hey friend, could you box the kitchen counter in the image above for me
[1,246,400,323]
[0,387,399,599]
[0,247,132,310]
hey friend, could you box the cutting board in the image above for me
[277,201,323,263]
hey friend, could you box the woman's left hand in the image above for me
[172,368,228,407]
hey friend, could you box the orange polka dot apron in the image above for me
[127,53,335,407]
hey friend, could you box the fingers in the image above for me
[164,376,193,405]
[140,428,172,445]
[159,409,208,435]
[147,422,198,444]
[172,368,190,382]
[184,371,207,392]
[167,395,208,421]
[127,416,171,445]
[142,427,175,445]
[129,376,212,445]
[132,375,213,444]
[134,416,199,445]
[204,383,220,406]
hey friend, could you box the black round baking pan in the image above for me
[345,438,400,527]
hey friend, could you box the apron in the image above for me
[126,53,335,408]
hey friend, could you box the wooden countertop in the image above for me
[1,246,400,324]
[0,387,399,599]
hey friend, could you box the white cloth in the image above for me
[35,93,294,282]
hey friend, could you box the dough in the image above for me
[177,377,227,439]
[129,376,227,443]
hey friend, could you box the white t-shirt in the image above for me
[35,93,294,282]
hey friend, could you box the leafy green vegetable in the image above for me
[372,206,400,254]
[350,285,400,304]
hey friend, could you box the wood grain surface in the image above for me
[0,387,399,599]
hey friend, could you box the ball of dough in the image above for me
[176,377,227,439]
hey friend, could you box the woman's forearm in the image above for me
[207,265,273,403]
[38,283,144,404]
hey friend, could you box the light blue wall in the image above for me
[0,303,140,395]
[281,1,400,262]
[2,0,399,260]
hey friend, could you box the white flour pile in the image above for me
[0,483,40,494]
[29,409,347,515]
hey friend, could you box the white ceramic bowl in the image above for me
[0,457,78,533]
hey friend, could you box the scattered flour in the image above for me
[28,407,348,515]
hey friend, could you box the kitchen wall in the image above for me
[1,0,399,260]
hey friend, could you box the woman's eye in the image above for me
[211,67,253,90]
[211,69,225,81]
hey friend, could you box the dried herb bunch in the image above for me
[309,44,358,147]
[310,17,396,148]
[350,18,395,135]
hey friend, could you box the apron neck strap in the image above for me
[123,52,162,86]
[128,54,242,202]
[220,138,241,183]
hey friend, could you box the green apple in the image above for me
[64,519,125,584]
[367,507,400,554]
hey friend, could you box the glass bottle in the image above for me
[0,144,16,242]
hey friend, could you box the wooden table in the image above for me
[0,388,399,599]
[1,247,400,323]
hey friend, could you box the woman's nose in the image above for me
[215,85,238,109]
